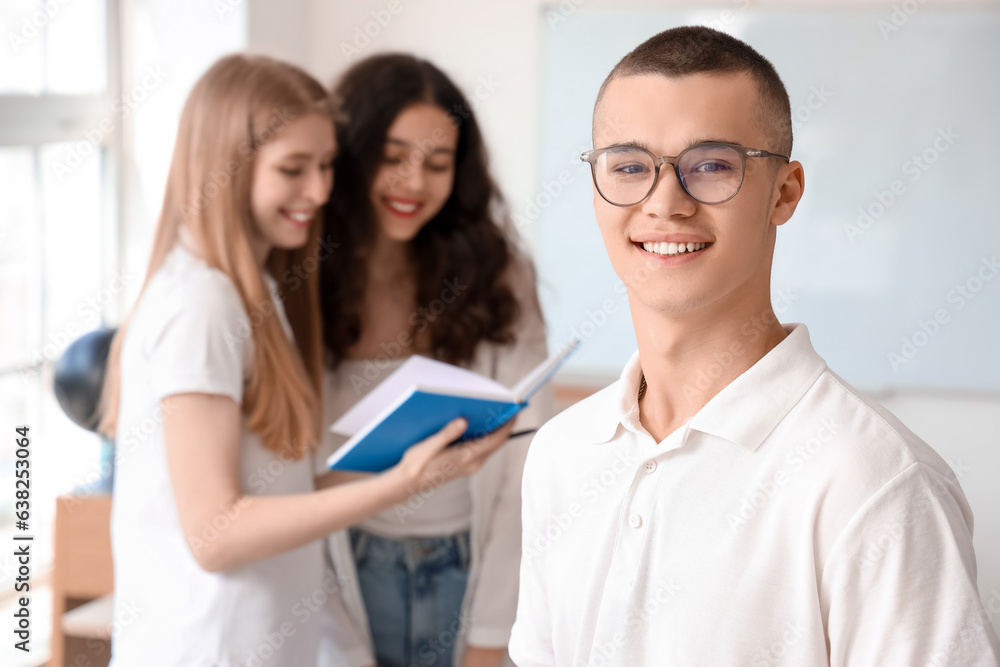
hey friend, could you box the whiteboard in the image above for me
[535,8,1000,392]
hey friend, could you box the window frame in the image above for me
[0,0,123,608]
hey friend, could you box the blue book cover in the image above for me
[326,340,580,472]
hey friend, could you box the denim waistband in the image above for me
[348,527,471,571]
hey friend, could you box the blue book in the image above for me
[326,339,580,472]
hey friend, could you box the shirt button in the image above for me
[628,514,642,529]
[643,460,657,474]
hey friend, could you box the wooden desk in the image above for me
[553,383,601,412]
[51,494,113,667]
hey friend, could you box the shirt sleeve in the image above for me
[508,424,556,667]
[466,266,555,648]
[822,461,1000,666]
[146,271,250,405]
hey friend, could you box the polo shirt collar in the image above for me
[585,323,827,451]
[580,348,644,445]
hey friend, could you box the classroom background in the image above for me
[1,0,998,665]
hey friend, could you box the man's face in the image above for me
[592,72,799,318]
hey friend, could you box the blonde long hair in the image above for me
[99,54,330,460]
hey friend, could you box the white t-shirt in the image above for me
[317,357,473,538]
[510,323,1000,666]
[110,243,326,667]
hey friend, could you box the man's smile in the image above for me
[640,241,712,257]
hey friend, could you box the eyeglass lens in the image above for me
[594,145,745,205]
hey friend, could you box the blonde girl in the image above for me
[98,53,509,667]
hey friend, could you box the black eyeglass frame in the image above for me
[580,142,790,207]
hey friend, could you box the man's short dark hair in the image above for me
[595,26,793,156]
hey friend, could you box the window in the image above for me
[0,1,119,664]
[2,1,247,661]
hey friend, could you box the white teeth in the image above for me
[641,241,709,256]
[286,211,313,222]
[387,199,418,213]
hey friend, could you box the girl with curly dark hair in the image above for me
[315,54,552,667]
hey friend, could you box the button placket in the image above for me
[608,458,662,590]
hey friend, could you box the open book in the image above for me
[326,339,580,472]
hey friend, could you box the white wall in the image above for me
[250,0,1000,635]
[121,0,247,306]
[247,0,312,69]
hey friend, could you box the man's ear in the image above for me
[770,160,805,227]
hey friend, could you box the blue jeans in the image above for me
[349,528,471,667]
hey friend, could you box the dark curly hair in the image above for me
[320,54,522,369]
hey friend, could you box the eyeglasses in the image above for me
[581,142,789,207]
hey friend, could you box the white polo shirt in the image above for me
[509,324,1000,667]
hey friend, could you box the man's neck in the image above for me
[633,300,787,442]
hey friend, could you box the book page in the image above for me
[330,355,512,435]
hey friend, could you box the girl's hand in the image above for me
[389,418,514,500]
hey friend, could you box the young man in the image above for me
[508,27,1000,666]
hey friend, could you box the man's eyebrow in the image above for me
[686,137,743,148]
[600,139,652,151]
[599,137,746,153]
[386,137,455,155]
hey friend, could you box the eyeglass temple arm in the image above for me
[745,148,790,161]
